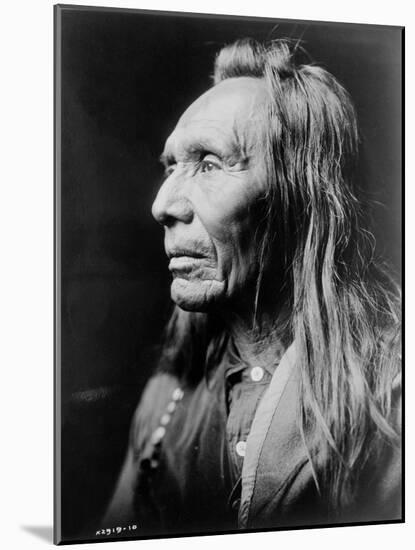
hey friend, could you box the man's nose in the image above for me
[151,173,194,226]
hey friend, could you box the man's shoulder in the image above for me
[128,372,182,453]
[140,371,180,407]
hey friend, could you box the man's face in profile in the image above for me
[152,77,269,312]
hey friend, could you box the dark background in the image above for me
[57,5,402,541]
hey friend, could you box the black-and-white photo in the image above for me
[54,5,403,544]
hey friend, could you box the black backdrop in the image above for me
[57,6,402,540]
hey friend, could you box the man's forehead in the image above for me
[164,77,268,157]
[178,77,267,126]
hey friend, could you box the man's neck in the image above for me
[225,308,291,369]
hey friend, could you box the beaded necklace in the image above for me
[140,386,184,472]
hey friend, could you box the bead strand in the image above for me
[141,386,184,472]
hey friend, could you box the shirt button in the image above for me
[235,441,247,457]
[250,366,264,382]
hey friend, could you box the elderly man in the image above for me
[103,38,401,535]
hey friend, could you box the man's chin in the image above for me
[170,277,225,312]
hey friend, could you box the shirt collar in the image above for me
[223,336,282,378]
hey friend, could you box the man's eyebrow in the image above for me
[187,129,248,160]
[159,149,181,168]
[159,123,253,168]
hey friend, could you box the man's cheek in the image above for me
[213,233,257,292]
[198,208,252,245]
[194,180,255,227]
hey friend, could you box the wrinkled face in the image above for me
[151,77,269,312]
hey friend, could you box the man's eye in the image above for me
[200,157,221,173]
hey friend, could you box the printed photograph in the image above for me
[54,5,403,544]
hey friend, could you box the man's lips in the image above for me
[166,249,213,280]
[168,256,206,273]
[166,248,206,260]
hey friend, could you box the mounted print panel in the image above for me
[54,4,403,545]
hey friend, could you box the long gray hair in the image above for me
[157,39,401,513]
